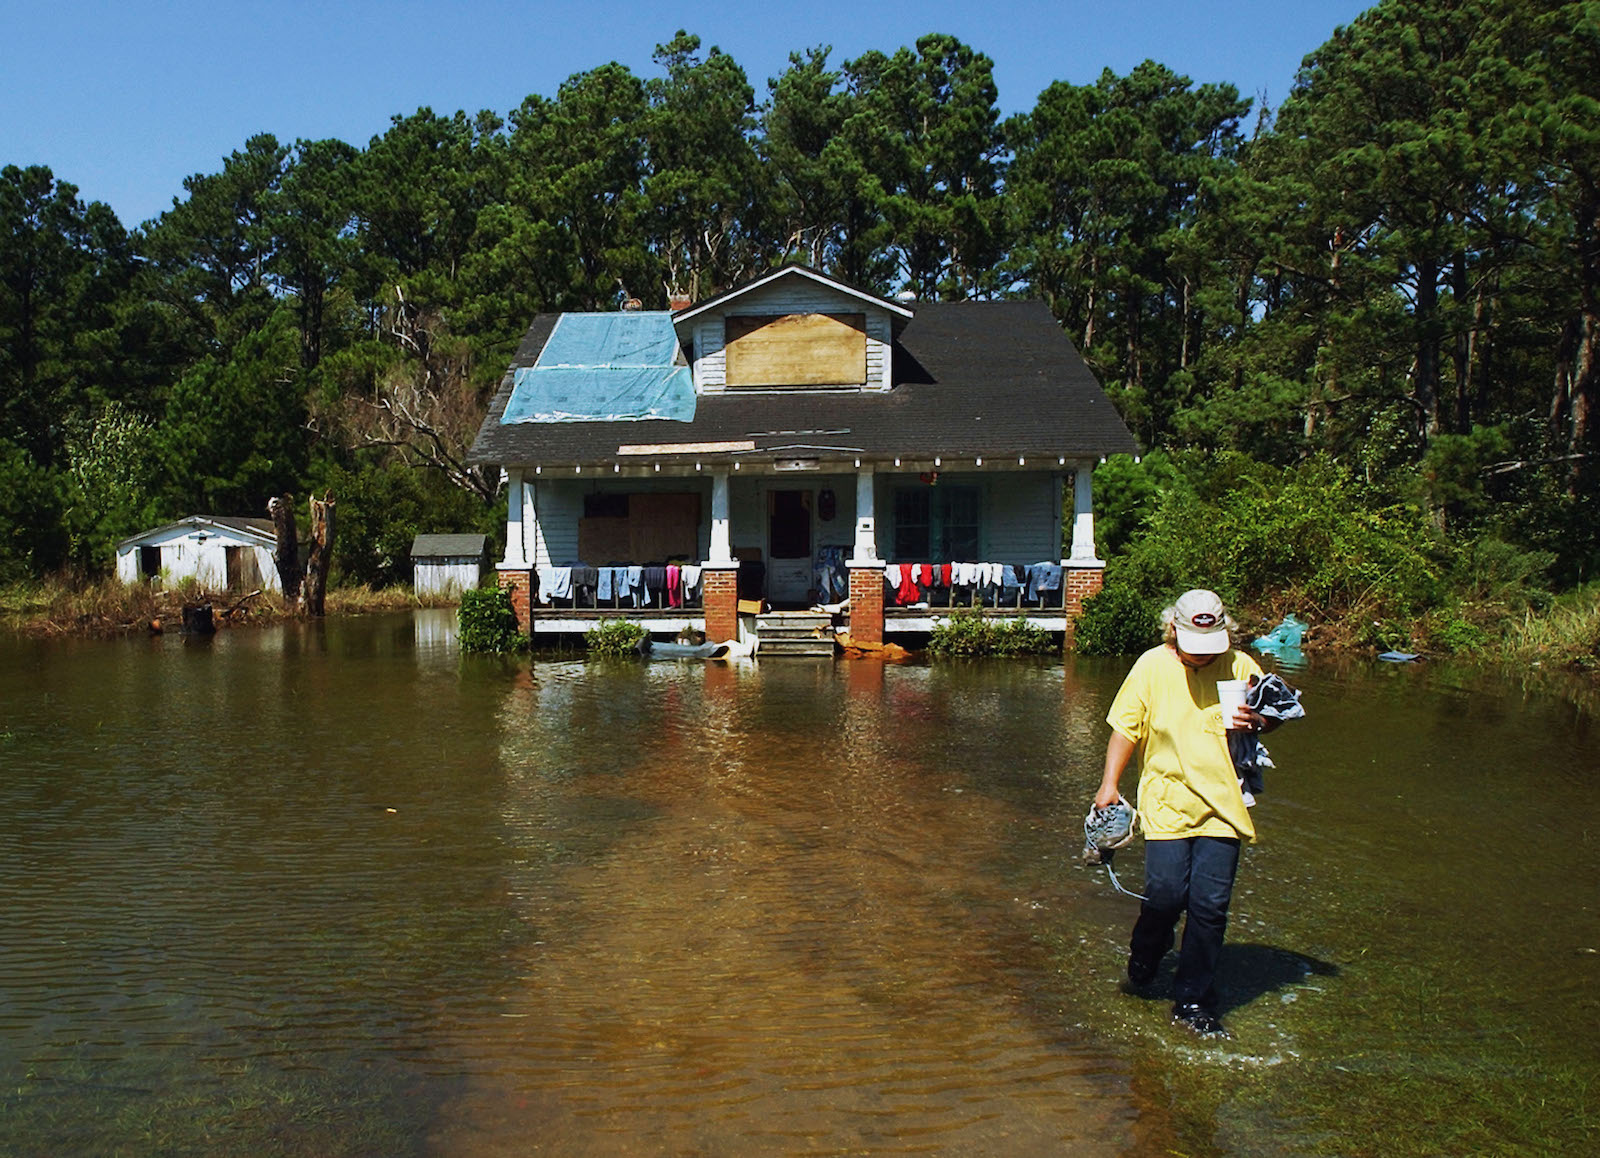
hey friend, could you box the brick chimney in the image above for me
[669,293,693,313]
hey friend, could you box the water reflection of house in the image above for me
[467,265,1138,647]
[115,516,281,592]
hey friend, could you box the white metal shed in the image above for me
[115,516,282,593]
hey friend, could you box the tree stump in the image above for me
[269,494,302,603]
[302,493,336,617]
[181,604,215,634]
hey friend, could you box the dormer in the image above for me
[672,265,914,395]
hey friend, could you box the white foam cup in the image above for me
[1217,679,1249,728]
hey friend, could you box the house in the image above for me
[466,265,1138,647]
[410,533,488,598]
[115,516,282,593]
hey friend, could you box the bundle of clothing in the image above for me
[813,546,850,603]
[1226,672,1306,806]
[881,561,1065,606]
[537,563,704,608]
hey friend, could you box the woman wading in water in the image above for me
[1093,589,1281,1039]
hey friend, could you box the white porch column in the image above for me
[1067,461,1105,565]
[499,468,528,568]
[850,466,881,565]
[709,469,734,565]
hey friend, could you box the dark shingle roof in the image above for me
[410,534,488,558]
[468,300,1138,467]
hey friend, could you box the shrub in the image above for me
[585,620,648,656]
[458,587,524,653]
[928,607,1054,658]
[1073,575,1163,655]
[1097,453,1448,636]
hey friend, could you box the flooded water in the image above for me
[1,612,1596,1156]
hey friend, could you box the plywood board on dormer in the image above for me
[725,312,867,387]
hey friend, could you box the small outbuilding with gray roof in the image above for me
[410,534,489,598]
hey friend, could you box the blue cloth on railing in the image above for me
[1026,563,1062,601]
[641,565,668,607]
[536,565,570,603]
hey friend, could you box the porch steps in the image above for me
[754,611,837,658]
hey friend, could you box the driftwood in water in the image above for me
[269,495,302,602]
[301,493,336,617]
[221,589,263,620]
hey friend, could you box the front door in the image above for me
[766,489,812,605]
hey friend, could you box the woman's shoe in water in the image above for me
[1171,1003,1231,1039]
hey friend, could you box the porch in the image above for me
[495,457,1106,649]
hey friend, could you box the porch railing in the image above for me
[882,563,1072,614]
[531,564,704,614]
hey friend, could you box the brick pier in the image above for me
[847,565,885,646]
[497,568,533,633]
[702,565,740,644]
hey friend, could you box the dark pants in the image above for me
[1130,836,1241,1011]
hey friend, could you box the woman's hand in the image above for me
[1232,707,1276,733]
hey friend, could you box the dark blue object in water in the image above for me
[636,637,729,660]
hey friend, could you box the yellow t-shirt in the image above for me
[1106,644,1263,842]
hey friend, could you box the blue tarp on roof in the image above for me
[501,311,696,424]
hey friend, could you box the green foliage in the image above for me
[1090,453,1457,650]
[1090,451,1182,559]
[317,458,494,589]
[458,587,524,653]
[928,607,1054,658]
[154,307,308,515]
[1118,454,1445,622]
[61,401,160,570]
[584,620,649,656]
[1072,574,1164,656]
[0,439,68,582]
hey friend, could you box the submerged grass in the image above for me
[2,1054,424,1157]
[0,576,455,637]
[1500,584,1600,671]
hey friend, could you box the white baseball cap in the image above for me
[1174,589,1231,654]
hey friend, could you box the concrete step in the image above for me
[754,612,837,657]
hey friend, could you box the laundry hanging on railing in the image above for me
[883,561,1070,606]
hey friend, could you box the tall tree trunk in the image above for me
[1451,252,1472,435]
[268,494,302,603]
[301,492,336,617]
[1414,254,1440,442]
[1552,201,1600,493]
[1083,252,1098,350]
[1180,275,1192,369]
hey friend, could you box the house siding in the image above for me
[531,477,716,566]
[984,474,1062,561]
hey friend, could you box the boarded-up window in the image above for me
[724,313,867,387]
[579,492,701,563]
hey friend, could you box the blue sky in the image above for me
[3,1,1371,229]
